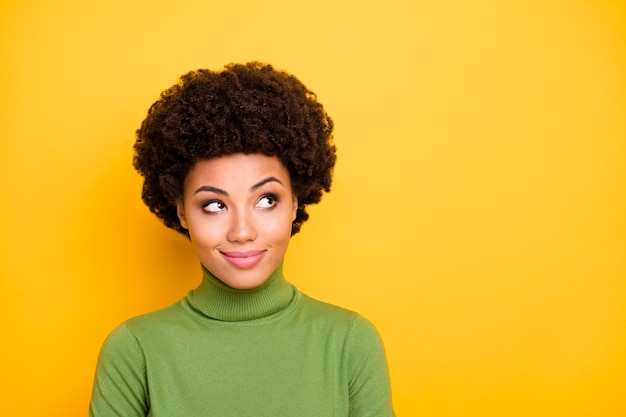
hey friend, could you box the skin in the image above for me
[176,153,298,289]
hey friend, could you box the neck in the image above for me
[188,262,294,321]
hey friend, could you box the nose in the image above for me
[227,209,257,243]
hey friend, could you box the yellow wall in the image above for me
[1,0,625,415]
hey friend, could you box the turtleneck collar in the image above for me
[187,261,295,321]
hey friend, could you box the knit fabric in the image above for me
[89,264,395,416]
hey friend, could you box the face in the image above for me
[176,153,298,289]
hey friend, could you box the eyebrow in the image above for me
[193,177,284,195]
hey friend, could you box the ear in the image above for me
[176,201,189,230]
[291,195,298,222]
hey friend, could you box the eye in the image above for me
[256,194,278,209]
[203,200,226,213]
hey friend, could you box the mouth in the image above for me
[220,250,266,268]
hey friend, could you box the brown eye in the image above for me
[203,200,226,213]
[255,194,277,208]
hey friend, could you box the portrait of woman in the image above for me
[89,62,395,417]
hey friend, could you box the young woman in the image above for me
[90,62,395,417]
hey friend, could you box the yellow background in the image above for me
[1,0,625,415]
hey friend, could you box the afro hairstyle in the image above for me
[133,62,336,237]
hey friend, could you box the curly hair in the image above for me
[133,62,336,237]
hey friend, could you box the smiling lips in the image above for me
[220,250,266,268]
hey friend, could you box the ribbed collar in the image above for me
[187,262,294,321]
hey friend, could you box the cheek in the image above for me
[264,217,294,244]
[187,219,222,247]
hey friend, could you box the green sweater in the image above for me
[90,264,395,417]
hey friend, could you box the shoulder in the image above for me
[296,292,361,326]
[102,299,188,345]
[296,292,383,341]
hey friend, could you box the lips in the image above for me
[220,250,266,268]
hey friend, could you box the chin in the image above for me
[227,277,268,290]
[215,268,273,290]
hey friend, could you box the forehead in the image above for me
[185,153,291,187]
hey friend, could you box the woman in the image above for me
[90,62,395,417]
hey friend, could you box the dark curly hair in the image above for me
[133,62,336,237]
